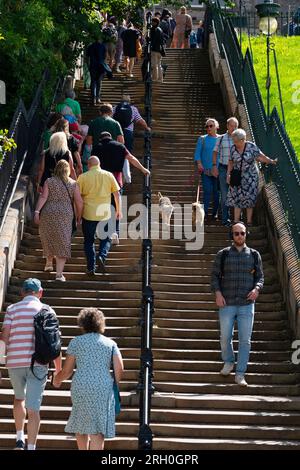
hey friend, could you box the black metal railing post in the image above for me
[138,10,154,451]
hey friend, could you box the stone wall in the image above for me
[0,177,34,310]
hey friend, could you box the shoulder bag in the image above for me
[111,349,121,416]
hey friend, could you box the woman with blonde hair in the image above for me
[37,131,76,190]
[34,159,83,280]
[171,6,193,49]
[53,118,83,175]
[53,308,124,450]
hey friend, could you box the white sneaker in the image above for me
[116,67,122,73]
[235,374,248,386]
[111,233,119,246]
[220,362,234,376]
[56,274,66,282]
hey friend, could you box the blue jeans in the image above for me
[202,173,219,215]
[218,303,255,374]
[82,218,113,272]
[218,164,230,223]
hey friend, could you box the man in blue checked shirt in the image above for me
[211,222,264,387]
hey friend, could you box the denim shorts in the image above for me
[8,366,48,411]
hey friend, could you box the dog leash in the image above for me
[195,180,200,204]
[173,168,199,204]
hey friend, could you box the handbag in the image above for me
[62,180,77,235]
[230,143,247,188]
[111,349,121,415]
[184,16,191,38]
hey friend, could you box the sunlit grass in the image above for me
[241,35,300,159]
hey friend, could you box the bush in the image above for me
[0,129,17,165]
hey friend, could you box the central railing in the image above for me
[138,11,154,451]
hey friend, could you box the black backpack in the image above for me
[102,26,118,42]
[114,101,133,129]
[31,305,61,378]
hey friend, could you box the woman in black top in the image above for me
[37,132,76,188]
[121,23,140,78]
[53,118,83,175]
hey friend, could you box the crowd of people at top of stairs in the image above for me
[82,7,204,99]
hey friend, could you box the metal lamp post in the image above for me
[255,0,280,121]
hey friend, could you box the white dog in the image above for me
[192,202,205,227]
[158,192,174,225]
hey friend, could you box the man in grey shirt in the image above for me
[211,222,264,386]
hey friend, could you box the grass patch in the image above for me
[242,35,300,159]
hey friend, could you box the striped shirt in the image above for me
[113,105,143,131]
[3,295,54,368]
[213,132,234,165]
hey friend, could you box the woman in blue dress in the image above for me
[226,128,277,225]
[53,308,124,450]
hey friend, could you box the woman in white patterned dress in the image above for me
[53,308,124,450]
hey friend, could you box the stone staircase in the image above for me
[1,48,300,449]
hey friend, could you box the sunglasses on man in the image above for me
[206,124,214,128]
[233,231,246,236]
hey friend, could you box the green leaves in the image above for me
[0,129,17,164]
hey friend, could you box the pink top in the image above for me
[174,13,193,34]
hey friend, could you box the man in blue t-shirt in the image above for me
[194,118,220,219]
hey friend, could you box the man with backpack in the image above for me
[102,17,118,69]
[113,94,150,153]
[113,95,150,186]
[0,278,61,450]
[211,223,264,386]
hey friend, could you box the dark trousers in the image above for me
[82,218,113,272]
[124,129,134,153]
[90,69,104,100]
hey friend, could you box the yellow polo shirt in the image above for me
[77,166,120,221]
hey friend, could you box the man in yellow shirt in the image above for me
[77,156,121,274]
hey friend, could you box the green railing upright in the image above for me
[209,1,300,258]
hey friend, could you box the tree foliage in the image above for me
[0,129,17,164]
[0,0,235,125]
